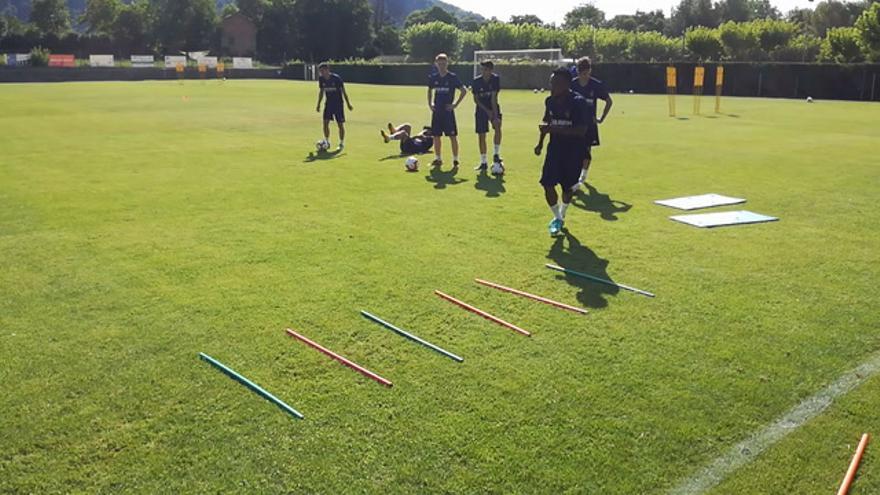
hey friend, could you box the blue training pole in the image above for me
[199,352,304,420]
[360,311,464,363]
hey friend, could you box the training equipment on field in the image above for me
[693,66,705,115]
[490,162,504,175]
[316,140,330,152]
[837,433,870,495]
[285,328,393,387]
[545,264,655,298]
[654,193,745,211]
[533,89,539,93]
[360,311,463,363]
[669,210,779,228]
[473,48,562,79]
[405,156,419,172]
[434,290,531,337]
[715,66,724,113]
[198,352,304,420]
[475,279,588,315]
[666,66,677,117]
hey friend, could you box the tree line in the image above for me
[1,0,878,64]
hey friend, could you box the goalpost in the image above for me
[472,49,564,79]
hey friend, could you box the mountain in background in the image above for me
[2,0,484,26]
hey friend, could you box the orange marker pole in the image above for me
[434,290,531,337]
[837,433,870,495]
[474,278,588,315]
[285,328,392,387]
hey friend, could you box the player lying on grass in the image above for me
[535,67,590,237]
[315,62,354,151]
[381,123,435,156]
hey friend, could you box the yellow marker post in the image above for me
[715,66,724,113]
[693,66,705,115]
[176,62,185,85]
[666,66,677,117]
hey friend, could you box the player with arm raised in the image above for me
[535,67,590,236]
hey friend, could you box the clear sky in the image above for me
[445,0,830,25]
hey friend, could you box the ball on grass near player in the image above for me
[491,161,505,175]
[533,88,539,94]
[405,156,419,172]
[807,96,813,103]
[315,139,329,152]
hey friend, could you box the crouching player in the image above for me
[534,67,590,236]
[381,123,434,155]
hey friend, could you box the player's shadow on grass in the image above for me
[572,183,632,221]
[547,230,618,309]
[425,166,467,190]
[379,153,404,162]
[303,149,345,163]
[474,170,506,198]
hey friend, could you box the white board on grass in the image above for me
[670,210,778,228]
[655,193,745,210]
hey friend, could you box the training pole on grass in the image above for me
[474,279,588,315]
[361,311,464,363]
[434,290,531,337]
[285,328,393,387]
[545,264,655,298]
[837,433,870,495]
[198,352,304,420]
[666,66,677,117]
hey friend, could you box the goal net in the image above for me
[472,49,564,79]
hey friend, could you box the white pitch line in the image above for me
[669,351,880,495]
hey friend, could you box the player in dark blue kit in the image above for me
[535,67,590,236]
[427,53,468,169]
[315,62,354,151]
[472,60,503,172]
[570,57,613,191]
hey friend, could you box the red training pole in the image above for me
[285,328,393,387]
[434,290,531,337]
[475,278,588,315]
[837,433,870,495]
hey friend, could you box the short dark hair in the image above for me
[480,60,494,69]
[552,66,572,81]
[576,57,592,71]
[317,62,330,70]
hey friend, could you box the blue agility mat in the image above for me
[670,210,779,228]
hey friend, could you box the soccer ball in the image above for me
[533,88,539,94]
[405,156,419,172]
[491,161,505,175]
[315,139,329,152]
[806,96,814,103]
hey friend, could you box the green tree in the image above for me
[629,30,677,60]
[632,10,667,32]
[292,0,374,61]
[112,1,150,54]
[769,33,821,61]
[685,25,723,60]
[819,26,864,62]
[811,1,856,37]
[81,0,122,35]
[566,25,596,59]
[0,14,8,37]
[786,8,815,35]
[593,28,631,61]
[150,0,217,52]
[458,30,481,60]
[509,14,542,26]
[606,15,638,32]
[854,2,880,61]
[30,0,70,35]
[718,0,751,23]
[405,6,457,28]
[563,3,605,30]
[749,0,780,20]
[375,25,402,55]
[670,0,720,35]
[221,3,239,17]
[753,19,796,54]
[719,20,759,60]
[403,21,459,61]
[479,21,517,50]
[237,0,268,23]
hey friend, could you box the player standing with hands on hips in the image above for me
[472,60,503,173]
[535,67,590,236]
[427,53,467,169]
[315,62,354,151]
[570,56,612,191]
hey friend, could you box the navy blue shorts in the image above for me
[475,107,502,134]
[323,106,345,123]
[540,148,583,189]
[431,110,458,137]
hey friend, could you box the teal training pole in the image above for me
[361,311,464,363]
[199,352,304,420]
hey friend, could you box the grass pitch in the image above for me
[1,79,878,493]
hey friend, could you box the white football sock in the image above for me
[494,144,501,155]
[560,202,570,219]
[435,154,441,161]
[550,204,561,221]
[453,155,459,162]
[480,154,487,164]
[579,169,588,182]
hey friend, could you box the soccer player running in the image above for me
[569,56,612,192]
[535,67,591,236]
[472,60,503,172]
[427,53,467,169]
[315,62,354,151]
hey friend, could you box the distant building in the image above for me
[221,13,257,57]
